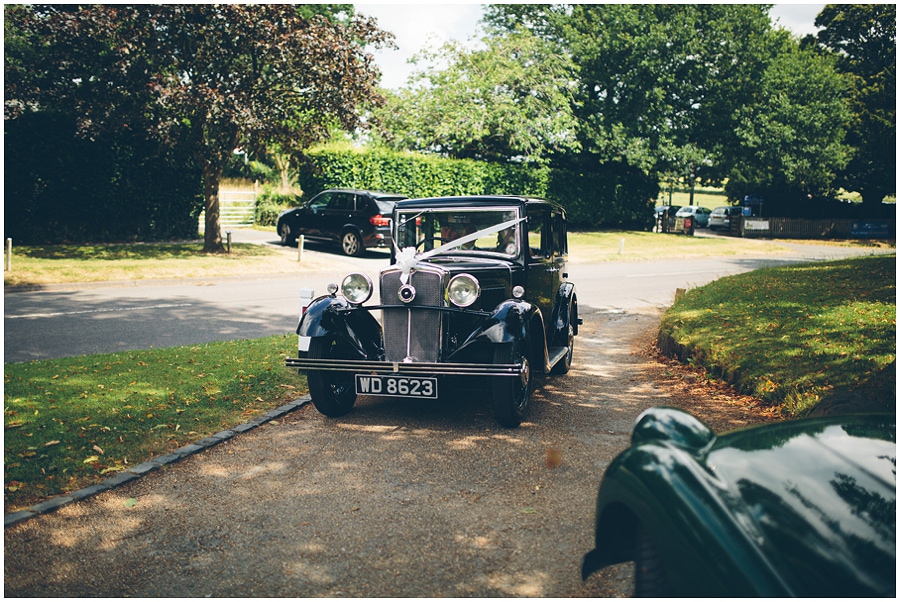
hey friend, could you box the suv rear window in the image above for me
[375,200,397,214]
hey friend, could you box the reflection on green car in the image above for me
[582,407,896,597]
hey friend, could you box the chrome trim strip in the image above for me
[286,357,523,377]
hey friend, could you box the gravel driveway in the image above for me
[4,307,774,597]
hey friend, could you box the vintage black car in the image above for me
[286,195,580,427]
[276,188,407,256]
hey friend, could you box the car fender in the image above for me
[296,295,383,359]
[549,282,578,348]
[340,224,362,240]
[447,299,534,354]
[449,300,561,372]
[583,409,792,596]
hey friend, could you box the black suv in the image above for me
[286,195,580,427]
[276,189,407,256]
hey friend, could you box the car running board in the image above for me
[547,346,570,370]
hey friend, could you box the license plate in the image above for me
[355,375,438,399]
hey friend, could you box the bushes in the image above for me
[298,146,657,229]
[5,116,656,243]
[254,187,299,227]
[5,112,202,244]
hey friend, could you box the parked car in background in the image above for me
[276,189,407,256]
[286,195,580,428]
[674,205,711,228]
[708,205,742,231]
[652,205,681,232]
[582,407,896,597]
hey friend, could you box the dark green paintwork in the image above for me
[582,407,896,597]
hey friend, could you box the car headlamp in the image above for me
[447,274,480,308]
[341,273,373,305]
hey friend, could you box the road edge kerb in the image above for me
[4,396,311,529]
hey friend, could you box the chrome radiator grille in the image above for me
[381,269,444,362]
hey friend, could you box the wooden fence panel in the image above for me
[198,190,257,234]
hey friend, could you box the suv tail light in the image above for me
[369,214,390,227]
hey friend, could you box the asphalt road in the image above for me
[3,230,886,363]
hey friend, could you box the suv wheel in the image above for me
[279,222,295,246]
[341,230,363,256]
[491,341,532,427]
[307,336,357,417]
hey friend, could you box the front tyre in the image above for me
[491,341,532,428]
[634,524,671,597]
[307,336,357,417]
[341,230,363,256]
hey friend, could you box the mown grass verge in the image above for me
[659,255,896,417]
[4,335,306,512]
[567,230,800,262]
[2,241,335,286]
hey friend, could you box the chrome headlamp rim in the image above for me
[341,272,373,305]
[447,273,481,308]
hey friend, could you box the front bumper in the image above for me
[285,357,523,378]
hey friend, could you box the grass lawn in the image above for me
[658,188,730,210]
[2,241,336,287]
[660,255,896,416]
[568,230,799,262]
[4,335,306,512]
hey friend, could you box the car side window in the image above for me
[328,194,353,212]
[308,193,330,213]
[527,205,550,259]
[552,212,567,256]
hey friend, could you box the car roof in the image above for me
[322,188,407,200]
[395,195,565,214]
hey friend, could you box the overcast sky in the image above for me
[356,3,826,89]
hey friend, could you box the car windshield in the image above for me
[395,207,521,258]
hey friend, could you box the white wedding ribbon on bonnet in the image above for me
[394,216,525,284]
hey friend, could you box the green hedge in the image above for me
[5,112,202,244]
[298,146,657,229]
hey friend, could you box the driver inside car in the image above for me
[440,216,476,249]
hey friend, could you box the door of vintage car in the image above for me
[525,203,565,323]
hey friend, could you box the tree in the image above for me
[725,30,852,207]
[815,4,896,208]
[375,28,580,163]
[483,4,857,215]
[485,4,775,181]
[7,5,393,251]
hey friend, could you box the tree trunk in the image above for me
[203,163,224,253]
[860,185,889,216]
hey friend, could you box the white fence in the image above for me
[198,189,256,233]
